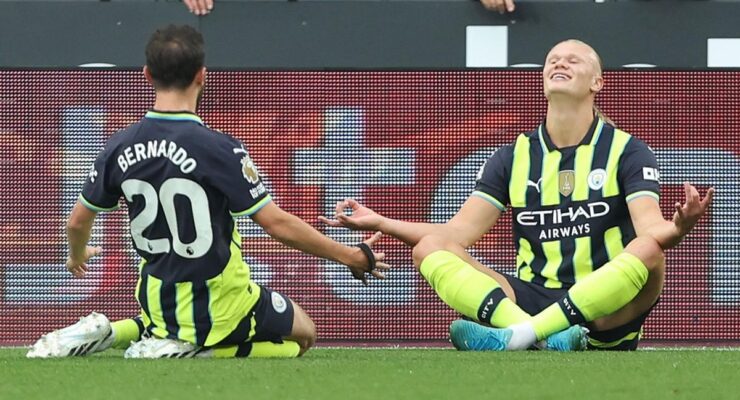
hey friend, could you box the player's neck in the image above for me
[152,89,199,114]
[545,99,595,148]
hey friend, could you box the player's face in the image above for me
[542,41,603,101]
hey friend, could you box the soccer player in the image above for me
[27,24,388,359]
[321,39,714,351]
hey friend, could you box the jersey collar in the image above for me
[145,110,204,126]
[537,116,604,153]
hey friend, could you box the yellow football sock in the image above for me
[419,250,530,327]
[212,341,301,358]
[111,317,145,349]
[531,252,649,340]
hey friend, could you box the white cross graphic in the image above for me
[3,108,108,304]
[293,107,417,304]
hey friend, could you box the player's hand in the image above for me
[183,0,214,15]
[480,0,515,14]
[66,246,102,278]
[347,232,391,285]
[319,199,384,231]
[673,183,714,236]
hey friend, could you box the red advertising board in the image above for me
[0,71,738,344]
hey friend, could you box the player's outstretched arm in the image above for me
[251,202,390,284]
[319,196,501,248]
[628,182,714,250]
[66,201,103,278]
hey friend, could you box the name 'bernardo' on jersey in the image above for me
[517,201,610,240]
[117,139,197,174]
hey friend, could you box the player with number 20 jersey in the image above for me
[81,110,272,346]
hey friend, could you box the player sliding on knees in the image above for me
[321,39,714,351]
[27,25,389,359]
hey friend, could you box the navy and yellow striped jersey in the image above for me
[80,110,271,346]
[473,117,660,289]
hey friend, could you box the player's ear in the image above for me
[143,66,154,85]
[590,74,604,94]
[195,67,207,86]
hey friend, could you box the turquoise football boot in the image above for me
[544,325,588,351]
[449,319,512,351]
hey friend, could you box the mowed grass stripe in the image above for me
[2,348,740,400]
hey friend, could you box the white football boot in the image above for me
[124,337,209,359]
[26,312,114,358]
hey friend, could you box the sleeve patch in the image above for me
[642,167,660,182]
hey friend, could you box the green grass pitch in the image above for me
[2,347,739,400]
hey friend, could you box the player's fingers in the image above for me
[346,198,362,210]
[689,185,700,206]
[88,246,103,258]
[335,200,345,215]
[683,182,691,202]
[482,0,502,12]
[374,262,391,271]
[336,215,354,226]
[364,231,383,245]
[318,216,342,227]
[494,0,506,13]
[701,187,715,209]
[675,202,685,218]
[196,0,211,15]
[189,0,204,15]
[71,265,85,278]
[371,270,386,280]
[372,252,386,262]
[683,182,698,206]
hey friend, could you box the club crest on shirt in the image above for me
[559,170,575,197]
[240,155,260,184]
[587,168,606,191]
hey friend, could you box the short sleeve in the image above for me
[208,137,271,217]
[472,145,513,211]
[80,147,121,212]
[618,138,661,203]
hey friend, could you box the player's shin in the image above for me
[419,250,530,327]
[530,251,649,341]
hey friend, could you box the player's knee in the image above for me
[289,300,317,356]
[297,316,317,356]
[626,236,665,274]
[412,234,451,270]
